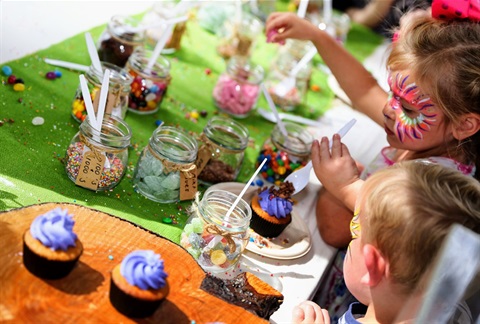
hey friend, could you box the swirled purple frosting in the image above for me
[120,250,168,290]
[30,208,78,251]
[258,188,293,219]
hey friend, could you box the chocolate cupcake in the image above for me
[250,181,294,238]
[110,250,169,318]
[23,208,83,279]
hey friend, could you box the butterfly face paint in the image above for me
[387,71,437,143]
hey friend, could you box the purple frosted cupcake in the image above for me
[23,208,83,279]
[110,250,169,318]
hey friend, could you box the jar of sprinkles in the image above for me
[212,55,264,118]
[71,62,133,123]
[257,121,313,185]
[133,125,198,203]
[125,48,171,114]
[65,115,132,191]
[196,116,249,185]
[180,189,252,274]
[97,15,145,68]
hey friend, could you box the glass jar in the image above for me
[133,125,198,203]
[196,116,249,185]
[142,1,190,54]
[264,51,311,111]
[180,189,252,274]
[212,55,264,118]
[216,12,263,59]
[125,48,171,114]
[97,15,145,68]
[257,121,313,185]
[71,62,133,123]
[65,115,132,191]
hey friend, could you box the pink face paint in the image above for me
[387,72,437,143]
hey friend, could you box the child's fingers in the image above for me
[291,305,306,323]
[319,137,331,159]
[330,134,342,158]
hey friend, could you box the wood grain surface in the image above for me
[0,203,267,323]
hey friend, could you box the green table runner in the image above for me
[0,11,382,244]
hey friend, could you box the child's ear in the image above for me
[361,244,387,287]
[452,113,480,141]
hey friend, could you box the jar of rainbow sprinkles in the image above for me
[180,189,252,274]
[257,121,313,185]
[65,115,131,191]
[125,48,171,114]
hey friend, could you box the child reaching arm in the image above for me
[292,161,480,323]
[266,1,480,248]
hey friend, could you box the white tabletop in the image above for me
[1,2,389,323]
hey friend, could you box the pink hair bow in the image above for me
[432,0,480,22]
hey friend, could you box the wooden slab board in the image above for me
[0,203,267,323]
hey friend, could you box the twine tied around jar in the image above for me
[79,133,105,161]
[189,193,244,254]
[146,144,196,179]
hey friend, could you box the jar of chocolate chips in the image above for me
[97,15,145,68]
[196,116,249,185]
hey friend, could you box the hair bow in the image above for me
[432,0,480,22]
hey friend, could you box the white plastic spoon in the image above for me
[274,47,317,97]
[257,107,327,128]
[285,118,357,195]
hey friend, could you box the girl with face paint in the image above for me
[266,1,480,249]
[266,1,480,318]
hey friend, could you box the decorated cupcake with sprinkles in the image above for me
[23,208,83,279]
[250,181,295,238]
[110,250,169,318]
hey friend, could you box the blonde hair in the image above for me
[387,12,480,179]
[360,161,480,294]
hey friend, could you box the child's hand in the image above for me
[311,134,361,207]
[292,301,330,324]
[266,12,319,44]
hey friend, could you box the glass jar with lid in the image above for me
[180,189,252,274]
[213,55,264,118]
[264,50,312,111]
[133,125,198,203]
[71,62,133,123]
[216,12,263,60]
[125,48,171,114]
[257,121,313,185]
[196,116,249,185]
[65,115,132,191]
[97,15,145,68]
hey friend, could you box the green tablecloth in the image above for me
[0,11,382,244]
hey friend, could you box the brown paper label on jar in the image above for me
[180,167,198,201]
[93,91,117,116]
[194,145,212,174]
[75,151,105,191]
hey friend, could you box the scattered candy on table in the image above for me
[32,117,44,126]
[45,71,62,80]
[2,65,12,76]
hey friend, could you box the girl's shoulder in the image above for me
[423,156,476,177]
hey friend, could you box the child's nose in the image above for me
[382,102,396,121]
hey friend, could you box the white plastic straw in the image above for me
[44,58,89,72]
[225,158,267,218]
[261,84,289,139]
[323,0,333,24]
[146,24,174,72]
[79,74,99,132]
[96,69,110,130]
[85,32,102,75]
[297,0,309,18]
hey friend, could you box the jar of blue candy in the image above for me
[180,189,252,274]
[125,48,171,114]
[257,121,313,185]
[133,125,198,203]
